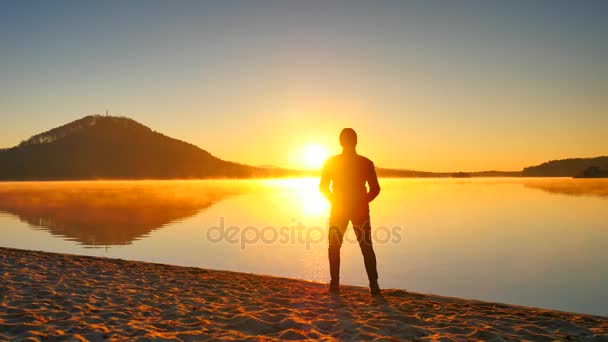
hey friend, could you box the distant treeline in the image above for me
[375,168,521,178]
[0,115,605,180]
[522,157,608,178]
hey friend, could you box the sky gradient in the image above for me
[1,0,606,171]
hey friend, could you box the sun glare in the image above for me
[264,178,329,216]
[298,143,330,169]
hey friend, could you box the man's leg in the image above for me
[352,215,379,293]
[328,214,348,291]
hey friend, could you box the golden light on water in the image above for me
[297,182,329,216]
[264,178,329,217]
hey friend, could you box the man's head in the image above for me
[339,128,357,149]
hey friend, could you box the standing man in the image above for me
[319,128,381,295]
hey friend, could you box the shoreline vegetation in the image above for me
[1,247,606,341]
[0,115,606,181]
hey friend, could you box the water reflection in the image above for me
[262,178,329,217]
[0,181,243,246]
[523,178,608,198]
[0,178,607,315]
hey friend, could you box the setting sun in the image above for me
[297,143,330,169]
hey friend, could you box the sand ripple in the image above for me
[0,247,606,341]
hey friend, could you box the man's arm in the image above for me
[367,162,381,202]
[319,160,333,202]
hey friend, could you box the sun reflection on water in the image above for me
[262,178,329,217]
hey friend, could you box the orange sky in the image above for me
[1,1,606,172]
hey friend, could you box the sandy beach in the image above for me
[0,247,606,341]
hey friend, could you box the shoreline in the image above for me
[1,247,606,341]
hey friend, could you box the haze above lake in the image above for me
[0,178,606,316]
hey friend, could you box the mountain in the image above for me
[522,157,608,177]
[0,115,302,180]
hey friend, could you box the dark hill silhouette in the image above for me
[522,157,608,177]
[574,166,608,178]
[0,115,302,180]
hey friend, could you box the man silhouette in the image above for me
[319,128,381,295]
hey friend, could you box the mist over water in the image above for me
[0,178,606,316]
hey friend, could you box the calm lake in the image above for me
[0,178,606,316]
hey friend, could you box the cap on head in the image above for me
[339,128,357,148]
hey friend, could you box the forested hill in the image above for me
[0,115,298,180]
[522,157,608,177]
